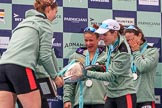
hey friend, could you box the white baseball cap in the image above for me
[95,19,120,34]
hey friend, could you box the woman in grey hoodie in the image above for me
[125,25,159,108]
[0,0,63,108]
[84,19,137,108]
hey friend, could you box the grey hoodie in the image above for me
[0,9,57,79]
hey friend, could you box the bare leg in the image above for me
[17,90,41,108]
[0,91,16,108]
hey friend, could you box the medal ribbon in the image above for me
[131,42,148,73]
[79,48,99,108]
[85,48,99,65]
[106,38,119,72]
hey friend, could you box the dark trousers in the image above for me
[104,94,136,108]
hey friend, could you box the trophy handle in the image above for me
[63,75,74,80]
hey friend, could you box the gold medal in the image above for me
[85,79,93,87]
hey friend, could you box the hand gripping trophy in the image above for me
[59,59,106,83]
[38,59,106,98]
[37,59,85,98]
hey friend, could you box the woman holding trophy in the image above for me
[82,19,137,108]
[63,25,107,108]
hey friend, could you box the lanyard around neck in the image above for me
[131,42,148,73]
[85,48,99,66]
[106,38,119,72]
[140,42,148,53]
[79,48,99,108]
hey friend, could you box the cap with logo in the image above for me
[95,19,120,34]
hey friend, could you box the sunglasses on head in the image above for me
[84,27,96,32]
[126,25,138,31]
